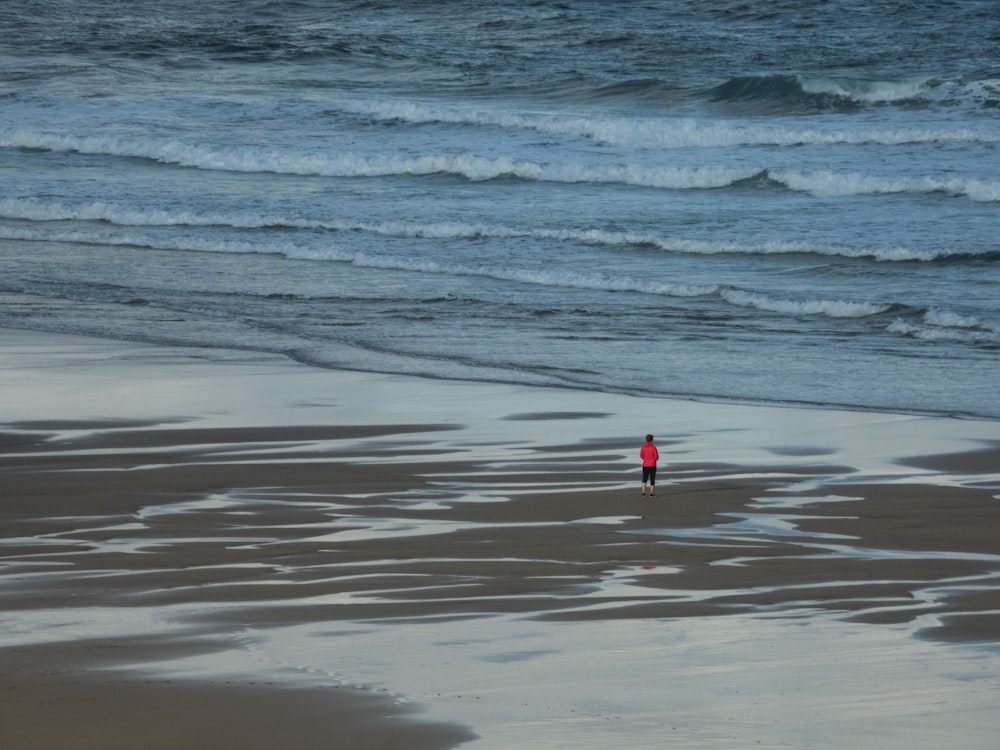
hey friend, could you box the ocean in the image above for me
[2,0,998,418]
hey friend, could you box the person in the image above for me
[640,433,659,496]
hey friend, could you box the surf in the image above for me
[4,198,998,264]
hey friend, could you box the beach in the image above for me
[2,327,999,749]
[5,1,1000,746]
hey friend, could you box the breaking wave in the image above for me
[328,96,1000,148]
[3,198,996,263]
[3,131,999,202]
[706,73,1000,112]
[720,289,888,318]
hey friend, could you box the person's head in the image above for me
[645,434,654,442]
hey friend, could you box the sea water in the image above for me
[1,0,998,417]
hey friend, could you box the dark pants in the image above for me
[642,466,656,485]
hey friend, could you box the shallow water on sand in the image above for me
[3,332,1000,748]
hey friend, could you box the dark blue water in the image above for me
[2,0,998,416]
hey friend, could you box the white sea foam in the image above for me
[0,198,275,229]
[5,127,999,202]
[0,129,761,187]
[0,226,307,258]
[888,318,999,343]
[799,76,932,103]
[924,309,990,330]
[720,289,889,318]
[889,306,1000,343]
[6,122,1000,196]
[771,170,1000,202]
[330,98,1000,149]
[1,199,989,264]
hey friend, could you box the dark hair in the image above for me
[645,434,654,442]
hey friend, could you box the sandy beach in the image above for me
[2,328,999,749]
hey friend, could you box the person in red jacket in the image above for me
[640,433,659,496]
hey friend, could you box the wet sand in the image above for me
[2,329,999,749]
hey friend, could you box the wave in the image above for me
[4,218,957,326]
[4,198,997,263]
[322,95,1000,149]
[889,309,1000,344]
[4,131,999,203]
[799,76,935,104]
[719,289,889,318]
[341,252,719,299]
[0,128,752,185]
[0,223,717,299]
[707,74,929,107]
[3,222,893,322]
[8,96,1000,162]
[706,74,1000,110]
[767,170,1000,202]
[0,225,300,258]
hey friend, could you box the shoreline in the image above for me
[2,328,999,749]
[7,319,999,423]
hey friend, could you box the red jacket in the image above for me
[640,442,659,467]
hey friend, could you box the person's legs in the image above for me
[649,466,656,495]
